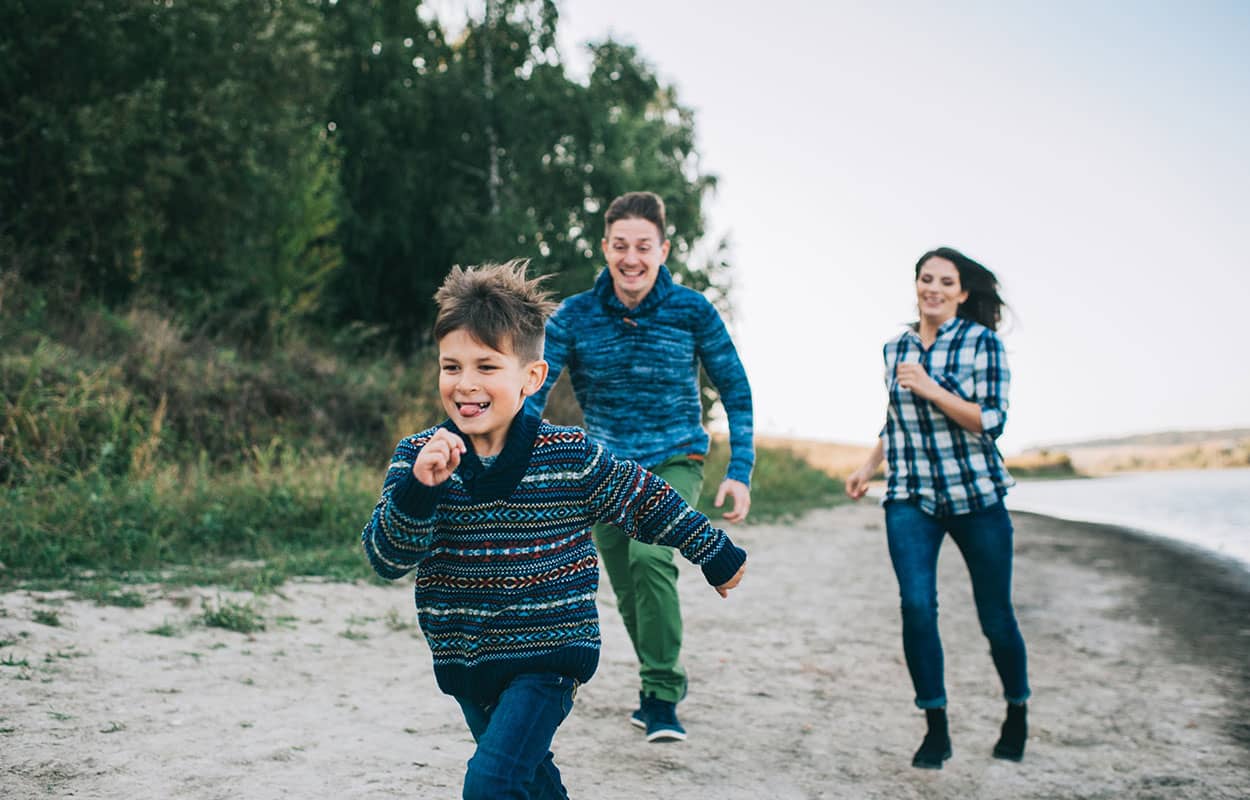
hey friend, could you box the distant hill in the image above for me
[1037,428,1250,450]
[754,435,873,478]
[741,428,1250,479]
[751,435,1078,479]
[1021,429,1250,475]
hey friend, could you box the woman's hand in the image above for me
[846,440,885,500]
[413,428,466,486]
[895,363,940,400]
[896,363,985,434]
[845,465,874,500]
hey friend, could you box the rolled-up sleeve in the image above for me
[975,332,1010,438]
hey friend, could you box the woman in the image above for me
[846,247,1030,769]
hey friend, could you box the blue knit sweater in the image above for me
[530,266,755,485]
[360,408,747,705]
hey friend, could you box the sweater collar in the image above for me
[441,406,540,501]
[593,264,674,317]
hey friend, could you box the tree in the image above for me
[0,0,340,340]
[324,1,728,348]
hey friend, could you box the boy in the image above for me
[361,259,747,799]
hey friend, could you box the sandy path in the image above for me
[2,503,1248,799]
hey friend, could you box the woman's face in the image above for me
[915,256,968,324]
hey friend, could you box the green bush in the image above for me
[0,456,377,582]
[0,278,848,588]
[699,439,847,523]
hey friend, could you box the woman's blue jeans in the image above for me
[884,500,1031,709]
[455,673,577,800]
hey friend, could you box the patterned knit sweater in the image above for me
[529,266,755,485]
[360,408,747,705]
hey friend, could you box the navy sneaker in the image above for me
[630,687,687,732]
[629,692,646,730]
[640,694,686,742]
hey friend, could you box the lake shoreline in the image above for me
[1008,468,1250,573]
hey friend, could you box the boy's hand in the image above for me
[715,563,746,598]
[714,478,751,522]
[413,429,466,486]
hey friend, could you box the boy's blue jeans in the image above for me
[883,500,1031,709]
[455,673,577,800]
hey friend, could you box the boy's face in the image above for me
[438,329,548,457]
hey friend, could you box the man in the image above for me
[530,191,754,742]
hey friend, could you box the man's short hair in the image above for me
[433,259,556,361]
[604,191,667,240]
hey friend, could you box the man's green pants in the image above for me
[592,454,704,704]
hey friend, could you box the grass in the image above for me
[75,583,147,608]
[384,607,415,632]
[0,457,377,585]
[146,620,181,637]
[1,438,844,591]
[31,609,62,627]
[0,442,845,591]
[200,597,266,634]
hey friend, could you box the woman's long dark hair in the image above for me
[915,247,1007,331]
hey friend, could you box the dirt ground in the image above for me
[3,503,1248,799]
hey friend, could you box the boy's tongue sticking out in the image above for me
[458,402,488,418]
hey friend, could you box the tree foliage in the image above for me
[1,0,340,340]
[1,0,729,349]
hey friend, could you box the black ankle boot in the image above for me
[992,702,1027,761]
[912,708,952,769]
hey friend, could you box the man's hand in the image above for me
[413,429,466,486]
[714,478,751,523]
[715,563,746,598]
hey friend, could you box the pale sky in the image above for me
[446,1,1250,453]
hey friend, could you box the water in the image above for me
[1006,468,1250,571]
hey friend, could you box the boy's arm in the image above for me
[360,435,449,580]
[583,440,746,591]
[527,311,572,414]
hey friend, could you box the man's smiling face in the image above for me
[602,216,670,309]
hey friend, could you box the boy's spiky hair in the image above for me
[433,259,556,361]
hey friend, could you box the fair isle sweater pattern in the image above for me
[530,266,755,485]
[360,409,747,704]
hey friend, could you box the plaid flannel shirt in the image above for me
[880,316,1014,516]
